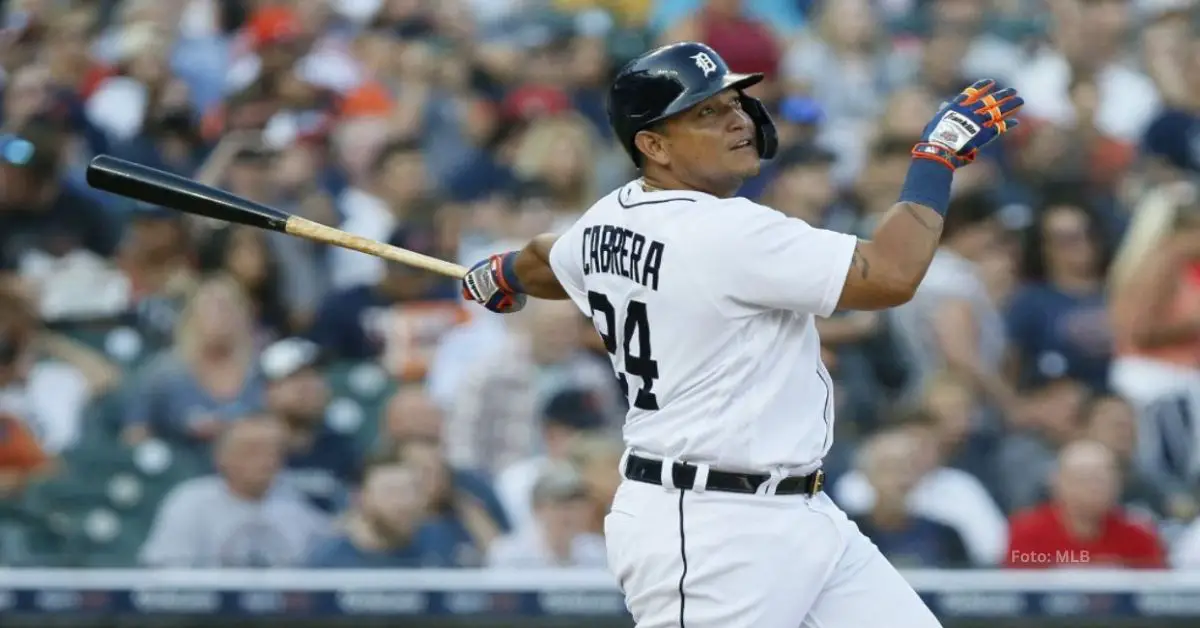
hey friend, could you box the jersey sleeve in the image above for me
[547,225,590,314]
[707,199,857,317]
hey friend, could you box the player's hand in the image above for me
[913,79,1023,170]
[461,252,527,314]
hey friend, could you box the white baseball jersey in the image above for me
[547,180,857,473]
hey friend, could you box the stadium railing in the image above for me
[2,568,1200,628]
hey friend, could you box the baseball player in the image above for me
[460,42,1023,628]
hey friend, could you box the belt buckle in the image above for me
[808,469,825,496]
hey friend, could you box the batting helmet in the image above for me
[608,42,779,167]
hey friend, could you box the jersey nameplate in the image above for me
[581,225,665,291]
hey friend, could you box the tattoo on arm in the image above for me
[902,203,941,232]
[851,246,870,279]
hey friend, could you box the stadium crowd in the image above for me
[1,0,1199,573]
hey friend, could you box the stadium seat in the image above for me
[324,361,395,450]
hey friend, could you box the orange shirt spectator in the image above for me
[1005,440,1165,569]
[0,412,52,496]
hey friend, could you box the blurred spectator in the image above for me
[310,225,463,372]
[0,287,121,454]
[0,411,51,499]
[511,114,603,229]
[330,138,436,290]
[891,191,1023,424]
[445,299,620,476]
[199,225,295,340]
[496,388,608,532]
[835,372,1009,566]
[1107,184,1200,486]
[261,337,357,515]
[115,202,198,347]
[1013,0,1158,146]
[660,0,784,101]
[84,21,180,143]
[487,460,607,568]
[397,438,505,567]
[381,383,444,446]
[567,433,623,536]
[760,144,841,226]
[783,0,901,180]
[307,459,457,568]
[139,416,327,567]
[1082,394,1197,524]
[379,384,513,528]
[652,0,805,36]
[123,276,264,447]
[1008,187,1113,390]
[0,123,121,295]
[850,428,970,568]
[995,378,1091,512]
[1006,439,1166,569]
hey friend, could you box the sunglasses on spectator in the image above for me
[0,134,35,166]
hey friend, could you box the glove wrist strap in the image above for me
[911,142,961,169]
[898,155,954,217]
[496,251,526,294]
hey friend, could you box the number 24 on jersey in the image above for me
[587,291,660,411]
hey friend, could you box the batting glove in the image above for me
[913,79,1023,170]
[461,252,527,314]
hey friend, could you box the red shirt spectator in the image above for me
[1005,440,1165,569]
[1007,504,1165,568]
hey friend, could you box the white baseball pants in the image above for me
[604,478,943,628]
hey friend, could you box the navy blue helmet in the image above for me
[608,42,779,167]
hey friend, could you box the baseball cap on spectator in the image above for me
[501,86,571,123]
[779,96,825,126]
[542,388,606,432]
[260,338,325,382]
[245,5,306,51]
[531,461,589,505]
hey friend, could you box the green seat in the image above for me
[324,361,394,450]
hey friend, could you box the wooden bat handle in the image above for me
[285,216,469,279]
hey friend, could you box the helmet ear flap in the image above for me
[739,94,778,160]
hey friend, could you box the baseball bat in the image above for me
[85,155,469,279]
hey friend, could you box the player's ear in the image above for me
[634,129,671,168]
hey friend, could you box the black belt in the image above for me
[624,454,825,496]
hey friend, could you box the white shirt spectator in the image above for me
[1170,518,1200,568]
[328,187,396,289]
[486,524,608,568]
[0,361,90,454]
[494,455,550,532]
[1012,49,1160,143]
[424,314,507,413]
[140,476,329,567]
[833,466,1009,566]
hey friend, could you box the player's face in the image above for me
[668,90,762,182]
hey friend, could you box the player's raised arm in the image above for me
[459,233,569,313]
[837,79,1023,311]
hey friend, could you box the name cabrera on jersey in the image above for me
[581,224,666,290]
[547,181,858,473]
